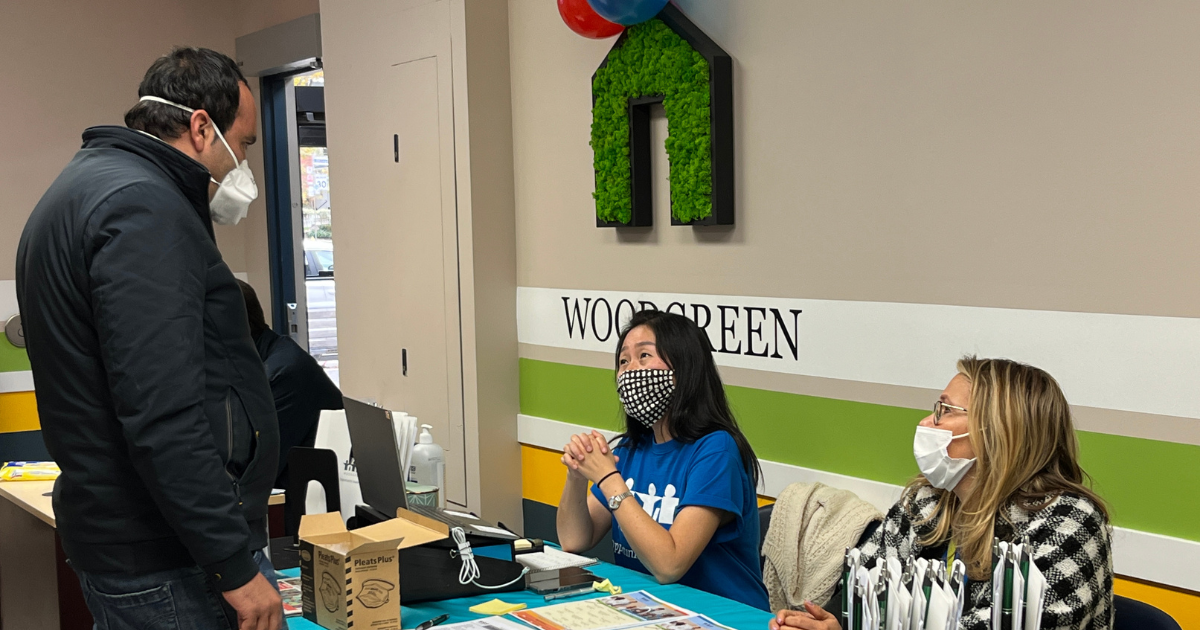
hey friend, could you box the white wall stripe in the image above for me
[518,413,1200,593]
[518,287,1200,420]
[0,371,34,395]
[0,280,16,323]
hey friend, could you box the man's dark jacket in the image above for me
[15,126,279,590]
[253,327,342,489]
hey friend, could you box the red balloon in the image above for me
[558,0,624,39]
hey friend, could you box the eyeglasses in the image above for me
[933,400,968,425]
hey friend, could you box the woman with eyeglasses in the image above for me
[772,357,1112,630]
[556,310,770,609]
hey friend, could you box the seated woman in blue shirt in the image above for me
[557,310,770,610]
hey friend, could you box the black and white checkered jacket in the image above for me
[857,485,1113,630]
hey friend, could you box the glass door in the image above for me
[294,71,338,384]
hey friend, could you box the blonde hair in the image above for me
[907,356,1107,580]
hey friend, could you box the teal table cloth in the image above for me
[282,560,772,630]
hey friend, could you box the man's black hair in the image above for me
[124,47,248,140]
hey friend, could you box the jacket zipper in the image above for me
[225,391,240,506]
[225,391,235,476]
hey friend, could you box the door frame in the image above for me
[261,66,320,343]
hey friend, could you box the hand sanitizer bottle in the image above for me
[410,424,446,508]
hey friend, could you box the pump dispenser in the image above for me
[410,424,446,507]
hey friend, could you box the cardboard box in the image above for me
[298,509,449,630]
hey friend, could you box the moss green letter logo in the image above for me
[591,5,733,227]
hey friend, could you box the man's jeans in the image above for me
[74,550,280,630]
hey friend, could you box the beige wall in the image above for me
[508,0,1200,319]
[230,1,321,321]
[460,0,522,532]
[0,0,314,313]
[320,0,522,524]
[1,0,234,280]
[236,0,320,38]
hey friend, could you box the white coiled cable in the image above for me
[451,527,529,589]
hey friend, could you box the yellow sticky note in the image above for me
[469,599,527,615]
[592,579,622,595]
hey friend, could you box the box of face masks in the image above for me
[297,510,449,630]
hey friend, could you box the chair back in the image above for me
[758,503,774,567]
[1114,594,1182,630]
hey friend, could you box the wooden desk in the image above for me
[0,480,89,630]
[0,479,56,525]
[0,483,287,630]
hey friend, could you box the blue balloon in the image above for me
[586,0,669,26]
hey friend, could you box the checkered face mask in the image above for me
[617,368,675,428]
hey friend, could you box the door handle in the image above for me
[287,303,299,337]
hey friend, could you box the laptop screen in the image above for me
[342,397,408,516]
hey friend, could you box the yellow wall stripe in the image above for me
[522,444,569,507]
[520,442,1200,621]
[0,391,39,434]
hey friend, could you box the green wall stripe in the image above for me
[519,358,1200,542]
[1077,431,1200,541]
[520,358,624,431]
[0,339,31,373]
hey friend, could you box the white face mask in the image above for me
[913,425,976,490]
[139,95,258,225]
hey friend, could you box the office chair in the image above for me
[1114,594,1182,630]
[758,502,774,568]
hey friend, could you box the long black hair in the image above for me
[614,309,762,490]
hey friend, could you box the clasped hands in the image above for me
[561,430,620,485]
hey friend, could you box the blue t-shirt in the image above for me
[590,430,769,610]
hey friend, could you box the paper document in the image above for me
[1023,556,1048,630]
[634,615,735,630]
[276,577,302,617]
[511,590,693,630]
[909,558,929,630]
[473,524,518,538]
[922,581,951,630]
[991,541,1008,630]
[1010,544,1026,630]
[516,547,599,572]
[884,556,905,630]
[439,617,530,630]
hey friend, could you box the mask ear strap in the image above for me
[139,95,236,163]
[139,94,194,112]
[211,125,239,165]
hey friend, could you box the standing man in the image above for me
[16,48,282,630]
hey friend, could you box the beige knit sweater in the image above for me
[761,482,883,613]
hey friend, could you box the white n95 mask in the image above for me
[913,425,976,490]
[139,95,258,225]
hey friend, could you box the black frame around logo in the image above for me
[592,3,734,228]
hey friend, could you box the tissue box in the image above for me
[298,509,448,630]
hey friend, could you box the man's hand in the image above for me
[769,602,841,630]
[222,572,283,630]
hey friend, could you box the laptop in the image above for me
[341,396,517,542]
